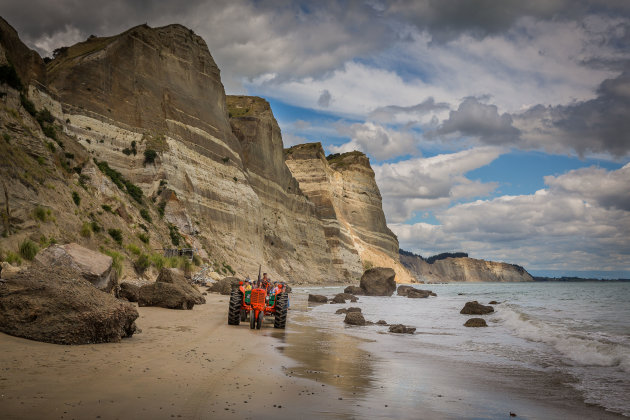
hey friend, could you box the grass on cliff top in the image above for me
[46,36,115,75]
[226,95,269,118]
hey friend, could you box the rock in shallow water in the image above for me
[308,294,328,303]
[0,263,138,344]
[460,301,494,315]
[359,267,396,296]
[344,312,366,326]
[388,324,416,334]
[335,307,362,315]
[464,318,488,327]
[343,285,364,295]
[330,293,358,304]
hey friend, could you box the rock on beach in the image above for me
[359,267,396,296]
[138,268,206,310]
[460,301,494,315]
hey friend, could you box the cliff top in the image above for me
[226,95,272,118]
[284,143,371,171]
[284,142,326,161]
[325,150,370,170]
[0,16,45,85]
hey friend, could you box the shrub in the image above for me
[2,133,10,143]
[36,108,55,126]
[149,253,166,271]
[64,152,74,159]
[80,222,92,238]
[192,254,201,266]
[126,243,142,256]
[222,157,229,163]
[122,148,132,156]
[72,191,81,206]
[20,93,37,116]
[139,208,152,223]
[167,256,181,268]
[168,224,180,246]
[42,125,57,140]
[222,263,235,275]
[157,201,166,217]
[101,204,112,213]
[33,206,48,222]
[46,141,56,152]
[6,250,22,265]
[138,223,148,232]
[134,254,150,273]
[94,159,143,203]
[90,221,102,233]
[101,248,123,277]
[143,149,157,165]
[137,232,149,244]
[108,228,123,245]
[19,239,39,260]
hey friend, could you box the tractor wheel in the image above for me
[256,311,264,329]
[249,310,256,329]
[240,308,247,322]
[274,293,288,329]
[227,289,243,325]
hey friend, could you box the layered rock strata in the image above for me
[400,252,534,283]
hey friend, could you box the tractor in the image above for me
[227,279,288,329]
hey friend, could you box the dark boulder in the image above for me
[376,320,388,326]
[464,318,488,327]
[344,312,366,326]
[0,262,138,344]
[488,300,498,305]
[207,276,240,295]
[359,267,396,296]
[389,324,416,334]
[119,282,140,302]
[460,301,494,315]
[343,285,364,295]
[335,307,362,315]
[308,294,328,303]
[138,268,206,310]
[330,293,358,304]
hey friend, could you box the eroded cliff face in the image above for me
[400,253,534,283]
[285,144,414,283]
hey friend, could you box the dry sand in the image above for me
[1,292,626,420]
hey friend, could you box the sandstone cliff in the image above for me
[400,251,534,283]
[285,143,414,283]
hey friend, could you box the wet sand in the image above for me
[0,292,626,419]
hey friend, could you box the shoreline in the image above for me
[1,291,626,419]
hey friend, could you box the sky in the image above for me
[3,0,630,278]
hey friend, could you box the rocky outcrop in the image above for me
[359,267,397,296]
[400,251,534,283]
[344,285,364,295]
[464,318,488,327]
[335,307,361,315]
[285,143,414,283]
[35,244,118,293]
[138,268,205,309]
[0,263,138,344]
[460,301,494,315]
[0,17,46,86]
[207,277,239,295]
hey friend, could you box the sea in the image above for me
[292,281,630,419]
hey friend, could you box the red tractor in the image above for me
[227,280,288,329]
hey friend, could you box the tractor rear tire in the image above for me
[240,308,247,322]
[250,310,256,329]
[228,289,243,325]
[256,311,264,329]
[274,293,288,329]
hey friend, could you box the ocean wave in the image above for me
[496,304,630,372]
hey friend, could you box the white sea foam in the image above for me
[496,304,630,372]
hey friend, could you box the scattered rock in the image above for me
[0,262,138,344]
[34,243,118,293]
[138,268,205,310]
[376,320,388,326]
[488,300,498,305]
[330,293,358,304]
[464,318,488,327]
[359,267,396,296]
[398,285,436,298]
[344,312,366,326]
[308,294,328,303]
[0,262,21,280]
[460,301,494,315]
[510,412,517,417]
[119,282,140,302]
[388,324,416,334]
[207,277,240,295]
[343,285,364,295]
[335,307,362,315]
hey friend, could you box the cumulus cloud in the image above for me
[368,97,450,124]
[391,164,630,271]
[435,97,520,144]
[32,25,85,57]
[374,147,502,221]
[328,122,418,160]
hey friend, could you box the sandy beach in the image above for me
[0,291,626,420]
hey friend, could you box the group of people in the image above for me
[244,272,281,294]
